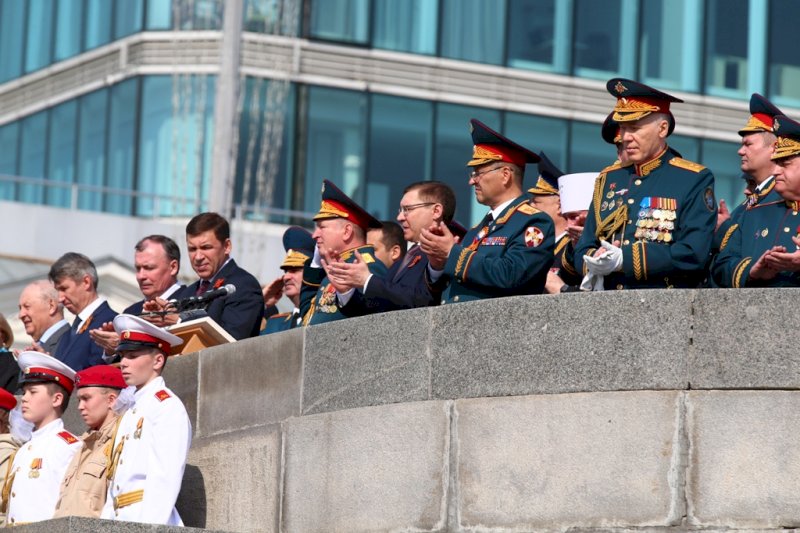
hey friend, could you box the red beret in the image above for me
[75,365,127,390]
[0,388,16,411]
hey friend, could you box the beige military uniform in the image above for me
[53,414,120,518]
[0,434,20,527]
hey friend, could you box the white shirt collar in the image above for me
[490,198,516,221]
[39,319,68,343]
[78,296,106,323]
[756,175,774,192]
[160,282,182,300]
[32,417,64,438]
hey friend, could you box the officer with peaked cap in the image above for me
[300,180,388,325]
[55,365,127,518]
[420,119,555,302]
[3,352,82,525]
[713,94,785,257]
[261,226,315,334]
[602,111,682,166]
[100,314,190,525]
[711,114,800,287]
[575,78,716,290]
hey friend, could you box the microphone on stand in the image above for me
[170,284,237,312]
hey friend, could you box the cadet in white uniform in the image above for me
[101,314,191,525]
[2,352,82,525]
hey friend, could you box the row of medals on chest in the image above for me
[635,207,676,242]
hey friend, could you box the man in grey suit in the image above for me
[18,280,70,354]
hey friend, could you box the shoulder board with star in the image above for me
[599,161,624,176]
[359,252,375,264]
[516,203,540,216]
[57,431,79,445]
[155,390,172,402]
[669,158,706,173]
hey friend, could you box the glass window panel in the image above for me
[234,78,296,223]
[172,0,223,30]
[309,0,369,43]
[244,0,300,35]
[507,0,571,73]
[46,100,78,207]
[55,0,83,61]
[18,112,48,204]
[705,0,748,98]
[434,104,501,227]
[0,123,20,200]
[668,134,700,163]
[441,0,505,65]
[639,0,702,92]
[768,0,800,107]
[114,0,144,39]
[373,0,437,55]
[76,89,109,211]
[138,75,215,216]
[85,0,112,50]
[573,0,637,79]
[146,0,171,29]
[25,0,55,73]
[0,1,25,83]
[504,112,569,173]
[701,139,741,209]
[107,78,139,215]
[367,94,434,220]
[569,121,616,174]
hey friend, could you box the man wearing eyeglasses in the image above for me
[326,181,456,312]
[419,119,556,303]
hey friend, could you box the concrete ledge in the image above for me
[14,516,226,532]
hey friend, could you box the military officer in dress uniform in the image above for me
[54,365,127,518]
[100,314,191,525]
[714,93,785,255]
[711,114,800,287]
[299,180,388,325]
[261,226,315,335]
[3,352,82,525]
[575,78,717,290]
[420,119,555,302]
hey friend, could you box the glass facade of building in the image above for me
[1,0,793,225]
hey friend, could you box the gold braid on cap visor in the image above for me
[772,136,800,160]
[281,250,311,269]
[528,176,559,195]
[740,115,773,133]
[314,200,350,220]
[612,97,661,122]
[468,144,505,167]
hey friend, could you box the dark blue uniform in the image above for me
[300,245,389,325]
[711,198,800,287]
[440,194,555,303]
[553,233,581,287]
[260,311,300,334]
[714,178,781,254]
[355,244,440,311]
[54,300,117,371]
[574,148,717,289]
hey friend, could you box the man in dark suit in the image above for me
[18,279,70,355]
[328,181,456,312]
[49,253,118,371]
[149,213,263,340]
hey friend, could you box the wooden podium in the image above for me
[166,317,235,356]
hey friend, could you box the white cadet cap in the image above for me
[558,172,597,214]
[113,314,183,354]
[18,351,77,394]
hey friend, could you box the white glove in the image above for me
[584,240,623,276]
[580,272,605,291]
[311,244,322,268]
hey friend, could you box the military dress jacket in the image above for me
[54,414,120,518]
[300,245,388,326]
[100,378,191,525]
[713,177,781,255]
[0,433,20,526]
[260,310,300,335]
[553,233,581,287]
[439,193,555,304]
[574,148,717,289]
[711,198,800,287]
[4,419,81,526]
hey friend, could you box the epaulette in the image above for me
[516,203,540,216]
[496,200,538,225]
[359,252,375,263]
[600,160,623,174]
[57,431,79,445]
[669,158,706,173]
[155,390,171,402]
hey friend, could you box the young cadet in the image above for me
[3,352,81,525]
[54,365,128,518]
[0,389,22,527]
[101,314,191,525]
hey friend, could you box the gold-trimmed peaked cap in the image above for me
[18,351,77,394]
[114,313,183,354]
[467,119,540,168]
[281,226,314,269]
[607,78,683,125]
[771,114,800,160]
[527,151,563,196]
[313,179,382,230]
[739,93,784,136]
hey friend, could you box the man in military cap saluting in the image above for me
[261,226,315,334]
[711,114,800,287]
[101,314,190,525]
[420,119,555,302]
[575,78,716,290]
[300,180,388,325]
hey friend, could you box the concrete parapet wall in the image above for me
[55,289,800,532]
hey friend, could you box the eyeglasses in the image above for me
[398,202,435,215]
[468,165,506,181]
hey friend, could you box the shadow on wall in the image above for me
[177,464,207,528]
